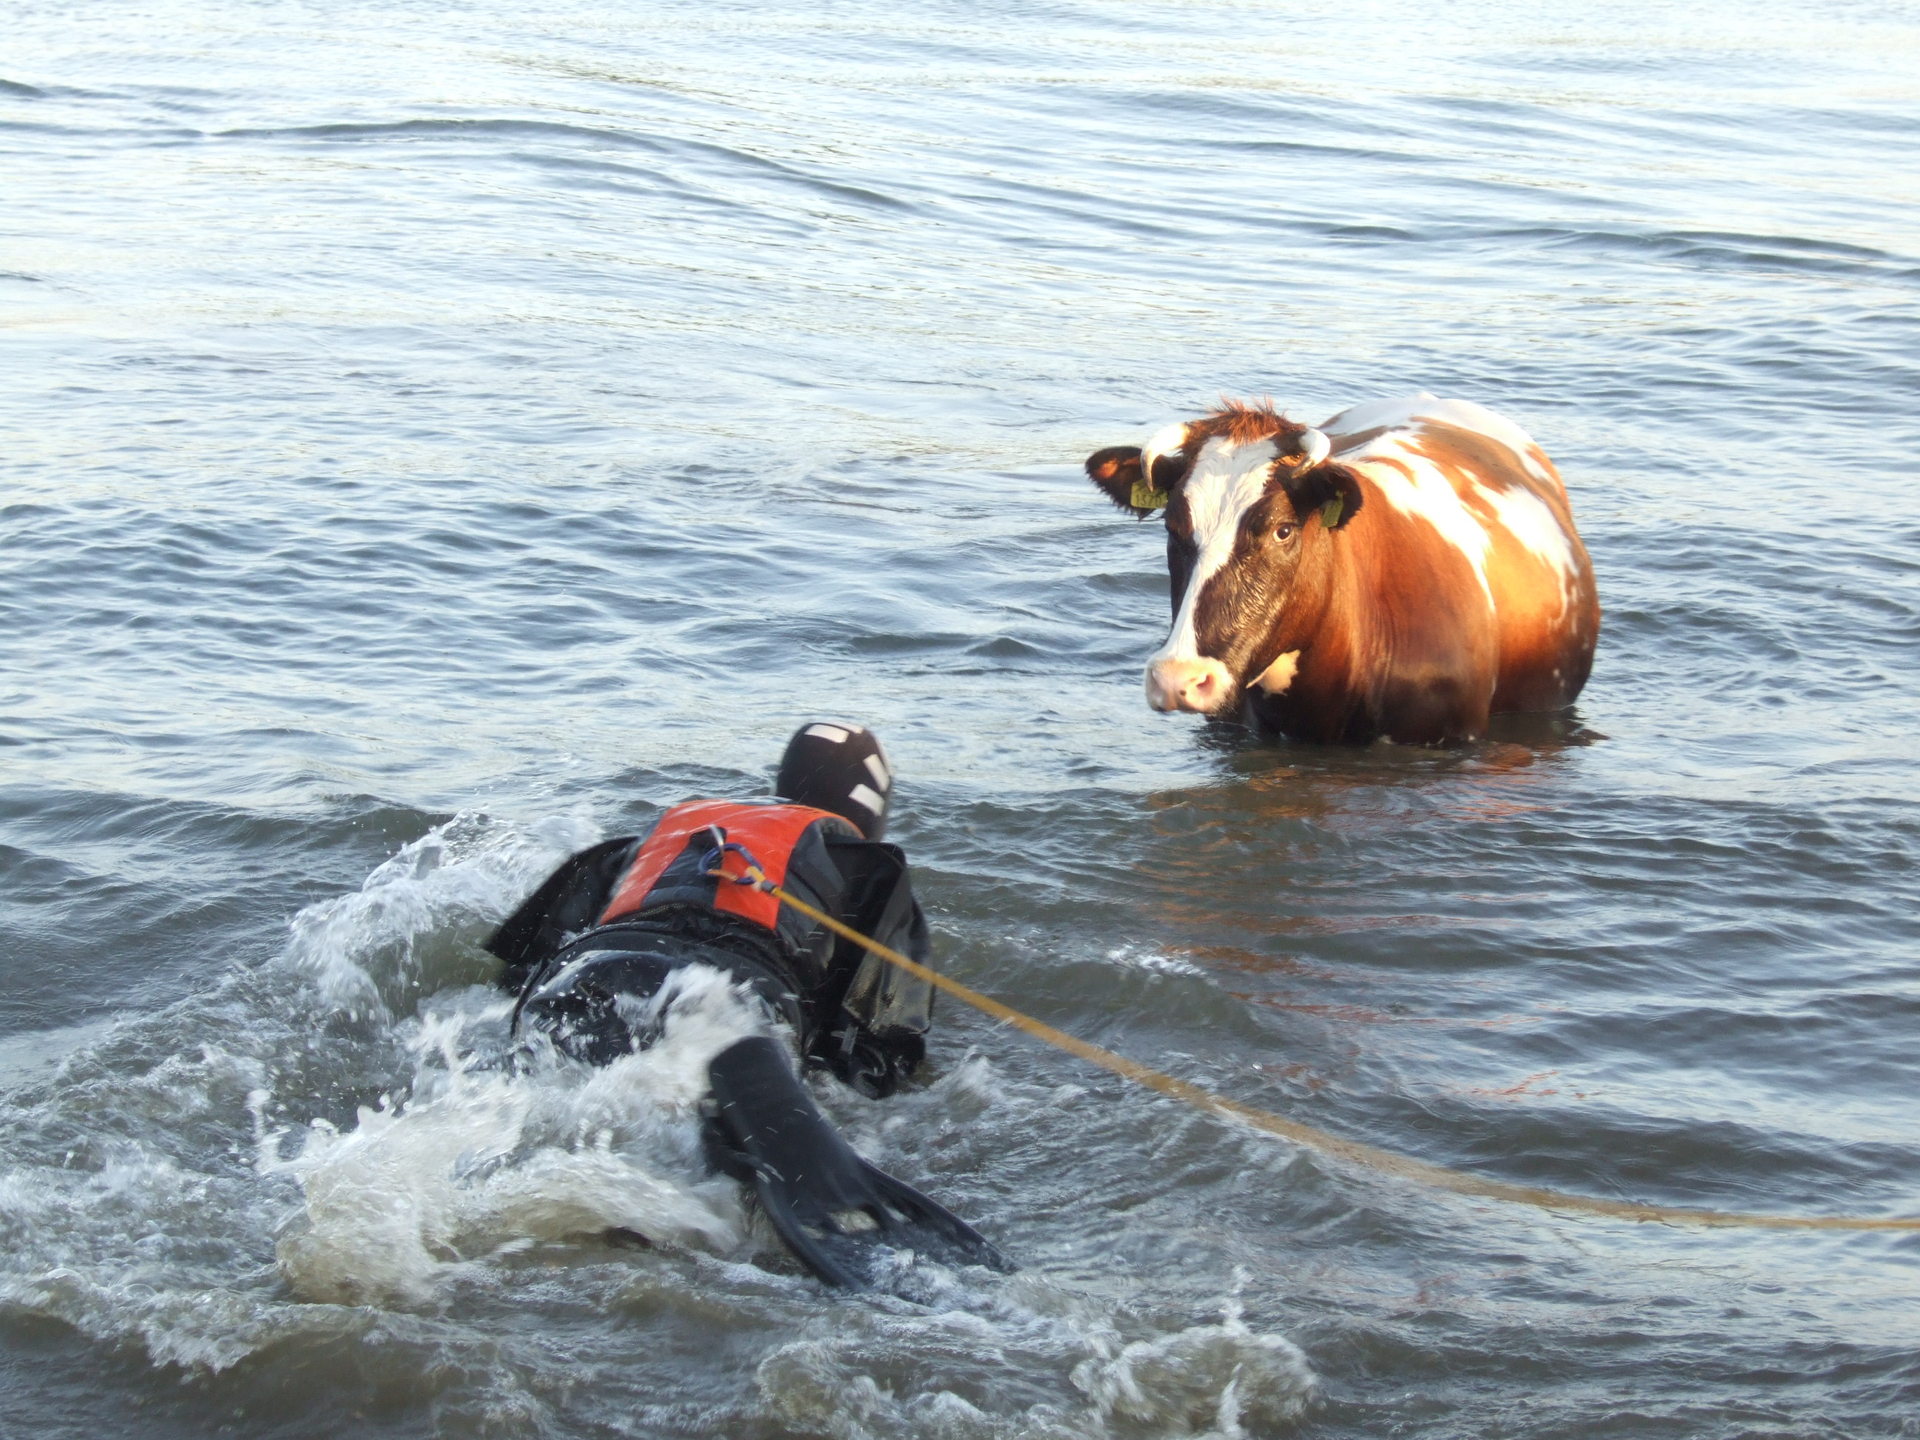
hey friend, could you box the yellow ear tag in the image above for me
[1130,480,1170,511]
[1319,496,1344,529]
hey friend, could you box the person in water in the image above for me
[485,722,1005,1288]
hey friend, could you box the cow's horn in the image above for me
[1297,428,1330,468]
[1142,421,1188,476]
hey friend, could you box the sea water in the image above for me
[3,1,1918,1434]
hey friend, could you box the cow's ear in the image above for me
[1274,431,1363,531]
[1304,463,1364,531]
[1086,445,1167,516]
[1275,459,1364,531]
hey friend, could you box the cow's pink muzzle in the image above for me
[1145,657,1233,714]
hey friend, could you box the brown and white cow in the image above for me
[1086,394,1599,744]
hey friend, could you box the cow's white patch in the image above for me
[1324,394,1555,485]
[1252,650,1300,695]
[1149,435,1278,666]
[1472,478,1578,604]
[1356,440,1496,606]
[1321,393,1438,441]
[1322,394,1583,613]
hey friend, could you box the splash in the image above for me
[0,806,774,1370]
[2,799,1325,1430]
[284,808,600,1019]
[1069,1270,1315,1436]
[264,967,772,1306]
[754,1266,1316,1439]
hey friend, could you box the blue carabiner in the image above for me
[700,825,773,890]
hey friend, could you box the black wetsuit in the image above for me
[486,801,935,1095]
[481,800,1004,1288]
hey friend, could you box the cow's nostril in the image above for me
[1147,658,1230,713]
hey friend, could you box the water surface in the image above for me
[4,1,1919,1435]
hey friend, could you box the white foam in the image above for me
[0,1017,118,1089]
[1070,1292,1315,1437]
[284,807,600,1019]
[0,1038,310,1374]
[755,1265,1315,1439]
[1106,944,1205,976]
[264,968,765,1306]
[1071,1287,1315,1437]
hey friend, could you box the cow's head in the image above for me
[1086,401,1363,716]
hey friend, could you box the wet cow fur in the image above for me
[1086,395,1600,744]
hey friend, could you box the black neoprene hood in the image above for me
[775,722,893,840]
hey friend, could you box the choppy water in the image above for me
[5,1,1920,1434]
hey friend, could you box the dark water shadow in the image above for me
[1115,708,1613,1017]
[1175,710,1612,802]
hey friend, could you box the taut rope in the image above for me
[706,848,1917,1233]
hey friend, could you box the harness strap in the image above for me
[598,799,846,930]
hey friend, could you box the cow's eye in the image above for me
[1273,523,1296,542]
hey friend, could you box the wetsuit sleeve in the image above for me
[818,838,935,1097]
[485,836,637,988]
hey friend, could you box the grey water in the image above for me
[4,0,1919,1434]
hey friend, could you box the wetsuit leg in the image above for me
[703,1035,1012,1288]
[512,937,1010,1287]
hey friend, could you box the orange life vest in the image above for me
[597,799,854,931]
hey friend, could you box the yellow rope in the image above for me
[746,870,1918,1234]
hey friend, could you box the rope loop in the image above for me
[700,825,778,893]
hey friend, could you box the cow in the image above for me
[1085,394,1599,744]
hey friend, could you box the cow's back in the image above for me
[1324,397,1599,721]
